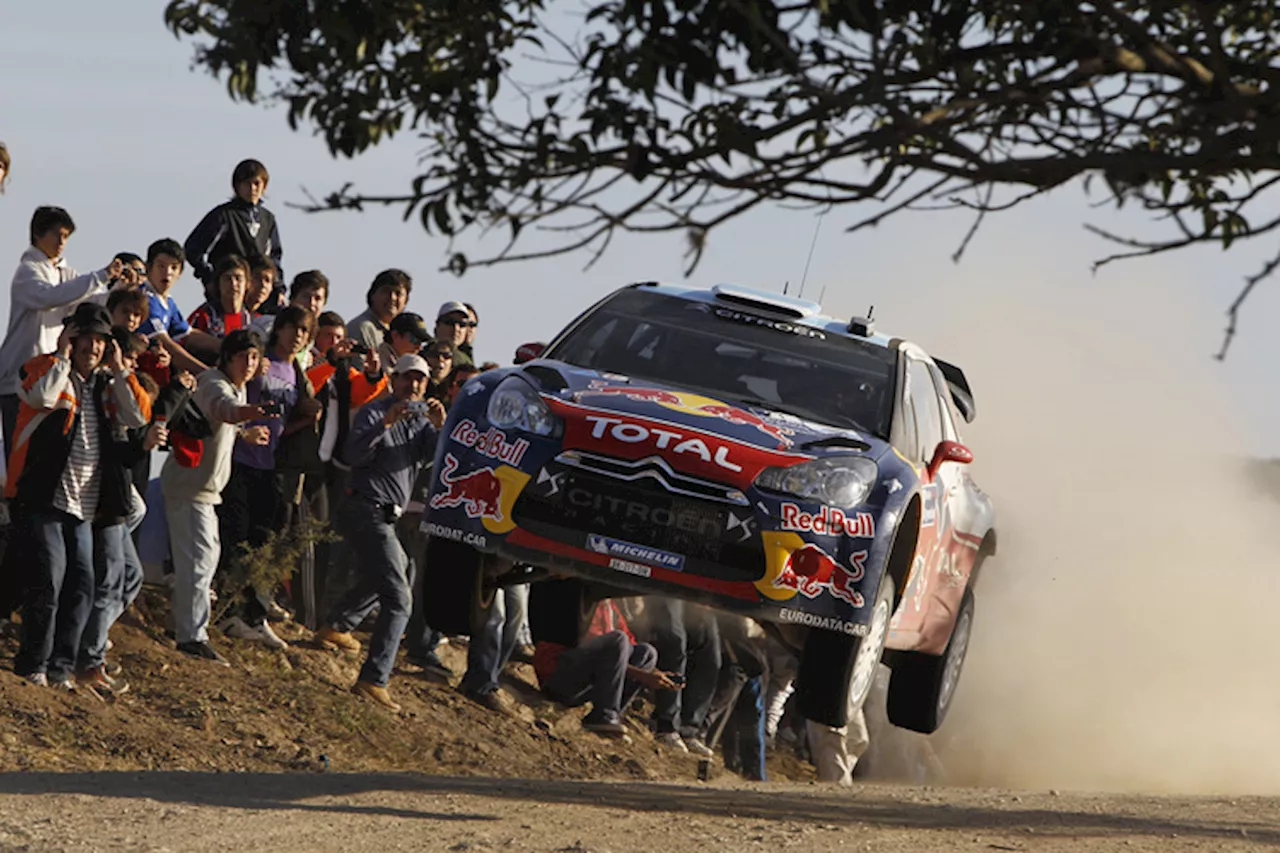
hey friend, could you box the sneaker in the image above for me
[316,626,361,653]
[462,687,507,714]
[50,675,76,692]
[176,640,231,667]
[264,600,292,624]
[583,712,627,737]
[220,616,289,650]
[25,672,48,687]
[685,737,714,757]
[656,731,689,752]
[352,681,402,712]
[408,652,454,682]
[77,665,129,696]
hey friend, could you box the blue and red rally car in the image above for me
[421,282,997,733]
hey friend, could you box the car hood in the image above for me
[522,360,890,461]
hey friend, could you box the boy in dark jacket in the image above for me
[184,160,284,299]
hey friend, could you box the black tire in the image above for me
[796,574,895,728]
[527,578,593,648]
[886,587,975,734]
[420,536,494,636]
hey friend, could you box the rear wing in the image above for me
[934,358,976,423]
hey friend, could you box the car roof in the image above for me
[630,281,902,350]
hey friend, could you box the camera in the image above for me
[260,399,285,416]
[406,400,430,416]
[348,342,371,356]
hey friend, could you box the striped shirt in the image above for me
[52,371,101,521]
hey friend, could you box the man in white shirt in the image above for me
[0,207,121,455]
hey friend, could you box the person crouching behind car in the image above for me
[314,354,445,713]
[533,595,680,739]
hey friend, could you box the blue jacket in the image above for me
[345,396,438,510]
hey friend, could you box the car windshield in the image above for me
[548,289,897,438]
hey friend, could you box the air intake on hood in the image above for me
[711,284,822,319]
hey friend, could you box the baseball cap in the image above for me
[436,301,470,321]
[389,311,431,343]
[392,353,431,377]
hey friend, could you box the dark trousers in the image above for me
[0,394,26,619]
[0,393,19,465]
[543,631,658,720]
[16,510,93,680]
[217,463,282,627]
[283,470,328,630]
[316,463,351,619]
[647,597,722,736]
[326,497,412,687]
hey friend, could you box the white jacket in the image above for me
[0,247,110,395]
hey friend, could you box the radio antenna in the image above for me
[797,210,826,300]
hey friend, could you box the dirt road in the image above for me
[0,772,1274,852]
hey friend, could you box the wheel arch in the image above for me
[885,494,921,609]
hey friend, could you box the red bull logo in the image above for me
[829,550,867,608]
[585,386,795,449]
[772,544,838,599]
[772,545,868,607]
[429,454,504,521]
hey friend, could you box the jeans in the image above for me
[460,583,529,696]
[16,510,94,680]
[326,497,412,688]
[647,597,722,736]
[168,499,221,644]
[543,632,658,720]
[78,522,129,671]
[402,514,442,664]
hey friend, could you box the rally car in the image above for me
[421,282,997,733]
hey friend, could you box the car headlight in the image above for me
[486,376,562,437]
[754,456,879,507]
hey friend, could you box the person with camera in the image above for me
[315,353,445,713]
[216,305,318,650]
[161,330,276,666]
[7,304,151,688]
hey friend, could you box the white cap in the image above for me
[437,300,470,320]
[392,353,430,376]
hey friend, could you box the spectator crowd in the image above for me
[0,154,884,785]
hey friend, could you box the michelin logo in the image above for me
[587,534,684,571]
[779,608,869,637]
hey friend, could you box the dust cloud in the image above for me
[862,268,1280,794]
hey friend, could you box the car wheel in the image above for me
[527,578,593,648]
[795,574,895,728]
[886,587,975,734]
[420,536,493,636]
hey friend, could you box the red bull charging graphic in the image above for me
[429,454,504,521]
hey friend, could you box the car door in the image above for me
[887,354,947,645]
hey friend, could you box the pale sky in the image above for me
[2,2,1277,456]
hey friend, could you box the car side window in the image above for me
[907,359,943,464]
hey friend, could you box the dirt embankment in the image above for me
[0,588,814,785]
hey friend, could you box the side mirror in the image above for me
[927,440,973,479]
[513,342,547,365]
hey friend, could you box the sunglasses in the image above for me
[438,317,476,328]
[425,350,453,359]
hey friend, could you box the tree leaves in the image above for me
[166,1,1280,354]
